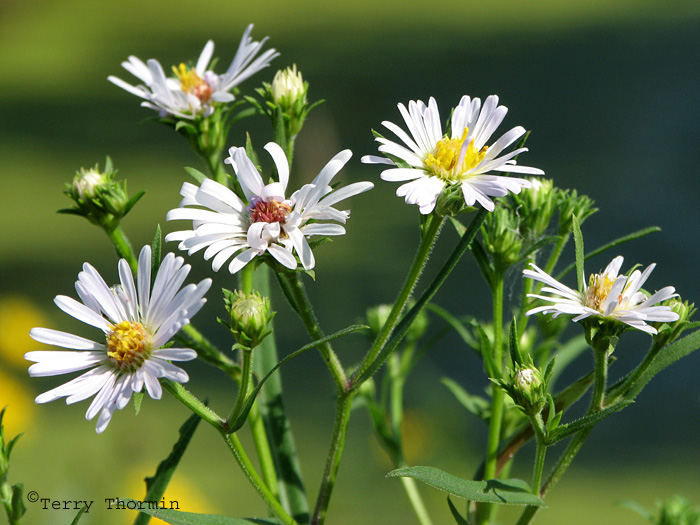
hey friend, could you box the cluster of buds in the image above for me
[61,158,143,232]
[557,188,597,236]
[222,290,274,350]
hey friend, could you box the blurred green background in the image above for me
[2,0,700,523]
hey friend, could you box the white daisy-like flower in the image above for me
[25,246,212,433]
[165,142,373,274]
[108,24,278,119]
[523,256,679,334]
[361,95,544,214]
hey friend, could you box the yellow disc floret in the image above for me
[106,320,151,372]
[172,63,213,102]
[423,127,488,181]
[585,273,616,312]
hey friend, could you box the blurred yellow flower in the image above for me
[0,368,35,436]
[125,471,217,523]
[0,295,50,369]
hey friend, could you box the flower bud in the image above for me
[495,364,547,417]
[63,159,138,230]
[515,178,556,240]
[224,290,274,349]
[557,188,597,235]
[271,65,306,108]
[652,297,696,347]
[481,206,523,266]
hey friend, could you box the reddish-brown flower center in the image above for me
[250,199,292,224]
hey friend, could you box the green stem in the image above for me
[530,413,547,496]
[162,380,225,430]
[277,271,347,392]
[311,393,354,525]
[516,332,613,525]
[227,349,254,429]
[544,234,569,276]
[480,271,505,524]
[221,432,298,525]
[354,214,444,383]
[248,401,280,499]
[106,225,137,272]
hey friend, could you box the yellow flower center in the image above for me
[423,127,488,181]
[585,273,616,312]
[172,63,213,102]
[106,321,151,372]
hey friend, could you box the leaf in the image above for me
[442,378,490,422]
[572,215,585,292]
[10,483,27,521]
[447,496,470,524]
[545,400,634,445]
[509,318,524,365]
[133,391,144,416]
[133,411,202,525]
[70,503,88,524]
[556,227,661,280]
[184,167,207,184]
[151,224,162,282]
[469,240,494,289]
[546,334,588,388]
[125,503,280,525]
[387,466,545,506]
[124,190,146,216]
[622,328,700,401]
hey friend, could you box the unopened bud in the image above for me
[271,65,306,107]
[224,290,274,349]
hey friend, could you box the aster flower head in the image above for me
[25,246,212,433]
[165,142,373,274]
[108,24,278,120]
[361,95,544,214]
[524,256,679,334]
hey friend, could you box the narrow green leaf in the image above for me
[449,216,467,236]
[124,190,146,215]
[133,391,144,416]
[133,411,202,525]
[250,266,308,523]
[441,378,490,422]
[126,502,279,525]
[56,208,85,216]
[556,227,661,280]
[70,503,88,525]
[545,401,633,445]
[184,167,207,184]
[151,224,162,279]
[469,240,494,289]
[387,466,545,506]
[617,500,654,521]
[447,496,470,524]
[572,215,585,292]
[623,328,700,401]
[426,304,477,349]
[509,318,523,365]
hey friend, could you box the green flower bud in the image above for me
[557,188,597,235]
[652,297,696,348]
[63,158,139,230]
[481,206,523,266]
[271,65,306,108]
[515,178,557,240]
[224,290,274,349]
[495,363,547,417]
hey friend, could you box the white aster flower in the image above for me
[108,24,278,119]
[361,95,544,214]
[165,142,373,274]
[25,246,212,433]
[523,256,679,334]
